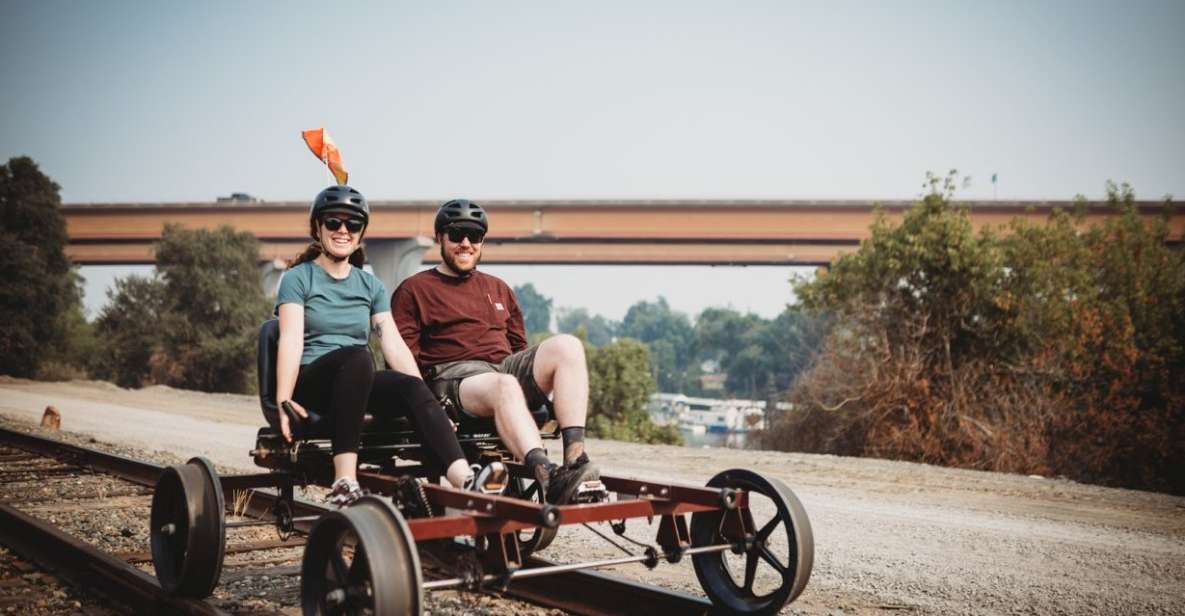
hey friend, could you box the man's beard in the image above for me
[440,245,480,277]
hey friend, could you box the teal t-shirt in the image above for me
[275,262,390,365]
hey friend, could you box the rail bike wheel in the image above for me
[504,475,557,555]
[690,469,813,615]
[150,456,226,597]
[301,496,422,616]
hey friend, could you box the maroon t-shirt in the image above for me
[391,268,527,370]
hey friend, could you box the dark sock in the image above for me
[524,447,550,475]
[561,426,586,465]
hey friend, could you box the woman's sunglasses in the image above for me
[446,227,485,244]
[322,217,365,233]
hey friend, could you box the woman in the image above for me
[275,185,479,506]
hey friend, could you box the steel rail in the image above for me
[0,426,164,485]
[0,429,224,615]
[0,427,715,615]
[0,504,227,615]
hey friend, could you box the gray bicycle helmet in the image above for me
[434,199,488,234]
[310,185,369,225]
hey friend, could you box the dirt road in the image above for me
[2,377,1183,615]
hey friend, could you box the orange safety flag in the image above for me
[301,128,349,185]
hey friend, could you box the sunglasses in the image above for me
[322,217,365,233]
[446,227,486,244]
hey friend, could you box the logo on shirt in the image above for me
[494,302,505,311]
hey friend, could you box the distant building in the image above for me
[699,373,726,391]
[216,192,260,203]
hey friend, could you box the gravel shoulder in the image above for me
[2,376,1184,615]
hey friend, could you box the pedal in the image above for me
[471,461,509,495]
[572,479,609,504]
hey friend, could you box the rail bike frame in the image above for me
[151,418,814,615]
[148,318,813,613]
[246,424,746,577]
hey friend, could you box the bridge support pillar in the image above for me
[367,237,434,295]
[260,258,287,298]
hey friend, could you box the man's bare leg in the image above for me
[532,334,590,463]
[532,334,589,426]
[458,372,543,460]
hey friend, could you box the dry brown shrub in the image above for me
[762,313,1059,476]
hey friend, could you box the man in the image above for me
[391,199,601,505]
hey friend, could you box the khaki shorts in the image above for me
[426,346,551,420]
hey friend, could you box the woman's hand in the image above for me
[279,399,309,443]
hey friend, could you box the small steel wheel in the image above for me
[150,457,226,597]
[301,496,422,615]
[690,469,814,615]
[504,475,557,555]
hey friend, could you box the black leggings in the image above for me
[370,370,466,471]
[293,346,465,468]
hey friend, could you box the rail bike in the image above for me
[148,320,814,615]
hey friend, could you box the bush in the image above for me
[765,174,1185,493]
[33,360,89,382]
[586,337,682,445]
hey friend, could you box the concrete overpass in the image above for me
[63,199,1183,294]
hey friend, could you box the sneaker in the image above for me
[533,461,557,500]
[326,477,365,508]
[545,454,604,505]
[464,461,509,495]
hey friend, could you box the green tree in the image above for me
[586,337,681,445]
[620,297,695,391]
[514,283,553,336]
[150,224,271,393]
[556,307,618,346]
[92,276,167,387]
[0,157,82,377]
[696,307,765,361]
[693,306,825,399]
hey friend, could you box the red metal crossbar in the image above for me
[356,470,746,542]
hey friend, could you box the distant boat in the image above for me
[648,393,768,434]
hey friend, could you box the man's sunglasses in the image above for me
[446,227,485,244]
[322,217,365,233]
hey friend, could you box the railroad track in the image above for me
[0,426,715,615]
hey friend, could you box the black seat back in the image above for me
[257,319,282,431]
[257,318,330,437]
[256,319,365,439]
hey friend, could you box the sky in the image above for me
[3,1,1183,321]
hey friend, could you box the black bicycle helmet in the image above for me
[434,199,488,234]
[310,185,369,225]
